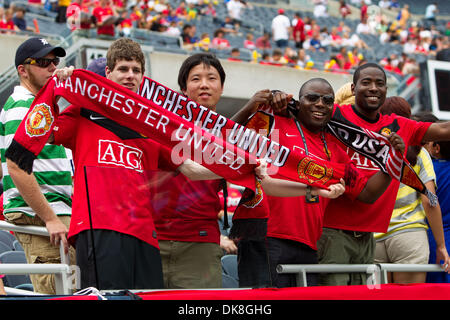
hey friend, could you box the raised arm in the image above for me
[422,122,450,143]
[231,89,292,124]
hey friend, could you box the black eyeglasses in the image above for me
[23,57,60,68]
[302,93,335,106]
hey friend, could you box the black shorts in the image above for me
[75,229,164,290]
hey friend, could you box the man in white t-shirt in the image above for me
[425,2,438,23]
[271,8,291,48]
[356,19,371,34]
[227,0,245,23]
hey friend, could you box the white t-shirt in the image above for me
[271,14,291,41]
[403,41,416,54]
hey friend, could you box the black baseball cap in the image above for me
[15,37,66,68]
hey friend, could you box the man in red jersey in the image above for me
[318,62,450,286]
[152,53,231,289]
[152,53,308,289]
[49,38,165,290]
[229,78,405,288]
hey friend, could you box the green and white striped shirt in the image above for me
[0,86,73,217]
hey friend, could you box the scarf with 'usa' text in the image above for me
[327,106,437,207]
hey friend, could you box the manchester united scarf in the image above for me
[6,70,350,202]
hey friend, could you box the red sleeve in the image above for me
[52,105,80,150]
[92,7,100,19]
[408,119,432,146]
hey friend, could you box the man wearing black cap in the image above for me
[0,37,75,294]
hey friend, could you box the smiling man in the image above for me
[13,37,168,290]
[6,39,228,291]
[0,37,74,294]
[152,53,230,289]
[231,78,404,288]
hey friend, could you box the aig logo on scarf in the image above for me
[25,103,54,137]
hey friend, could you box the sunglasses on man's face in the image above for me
[302,93,335,106]
[23,57,60,68]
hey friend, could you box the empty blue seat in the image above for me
[0,230,16,251]
[0,250,33,289]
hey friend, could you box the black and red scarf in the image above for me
[6,70,348,203]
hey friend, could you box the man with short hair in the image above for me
[425,2,438,23]
[153,53,230,289]
[231,78,404,288]
[226,0,245,24]
[0,37,74,294]
[6,38,220,290]
[271,9,291,48]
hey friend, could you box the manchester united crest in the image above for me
[297,157,333,185]
[25,103,54,137]
[242,178,264,208]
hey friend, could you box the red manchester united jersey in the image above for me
[266,115,367,250]
[323,104,431,233]
[53,105,167,249]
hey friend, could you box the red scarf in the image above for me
[7,70,349,201]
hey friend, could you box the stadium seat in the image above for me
[0,241,11,254]
[0,250,33,289]
[0,230,16,250]
[13,240,24,251]
[221,254,238,282]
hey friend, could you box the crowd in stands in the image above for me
[0,0,448,79]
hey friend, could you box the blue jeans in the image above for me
[275,39,288,48]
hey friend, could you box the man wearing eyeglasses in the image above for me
[0,37,75,294]
[231,78,405,288]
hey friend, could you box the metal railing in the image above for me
[277,264,381,287]
[377,263,445,284]
[0,220,77,295]
[277,263,447,287]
